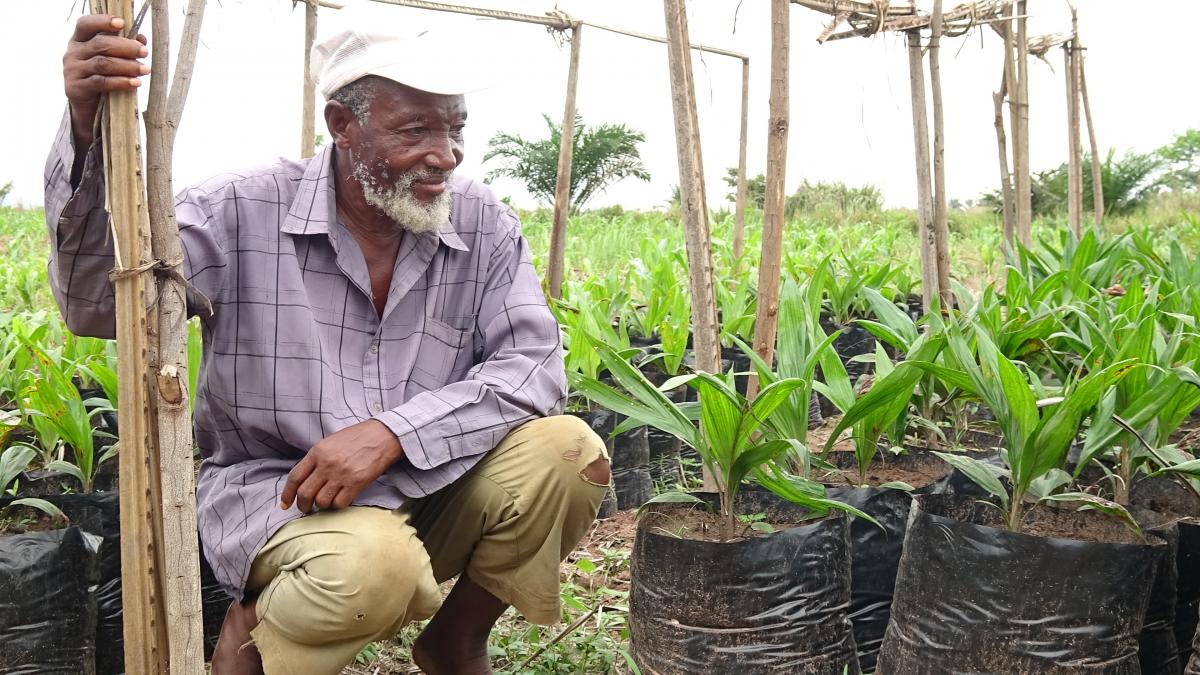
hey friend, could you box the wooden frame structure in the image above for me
[992,7,1103,242]
[300,0,750,300]
[789,0,1014,311]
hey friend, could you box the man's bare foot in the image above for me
[211,598,263,675]
[412,625,493,675]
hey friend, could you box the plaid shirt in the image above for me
[44,112,566,599]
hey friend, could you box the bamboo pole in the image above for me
[301,0,318,159]
[546,23,582,300]
[1015,0,1031,246]
[1078,38,1103,228]
[928,0,952,310]
[1064,37,1082,237]
[92,0,170,671]
[146,1,207,672]
[993,72,1015,249]
[747,0,789,400]
[906,30,937,313]
[732,57,750,265]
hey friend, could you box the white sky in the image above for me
[4,0,1197,211]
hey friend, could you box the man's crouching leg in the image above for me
[407,415,611,675]
[213,506,441,675]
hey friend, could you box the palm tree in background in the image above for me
[483,114,650,213]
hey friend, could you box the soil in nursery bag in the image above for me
[0,517,101,674]
[630,489,860,674]
[824,450,951,673]
[611,425,653,510]
[879,494,1164,674]
[1131,475,1200,668]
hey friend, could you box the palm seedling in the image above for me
[822,341,957,489]
[0,445,65,531]
[18,337,116,493]
[570,340,868,540]
[734,278,833,456]
[1063,282,1200,504]
[906,321,1137,531]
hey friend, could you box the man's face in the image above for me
[348,81,467,233]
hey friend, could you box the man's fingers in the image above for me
[314,483,341,511]
[87,34,149,60]
[73,14,125,43]
[88,54,149,78]
[331,487,357,510]
[280,455,316,508]
[295,477,325,515]
[80,74,144,94]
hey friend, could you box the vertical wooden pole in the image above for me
[928,0,952,310]
[999,2,1018,250]
[1064,37,1082,237]
[662,0,719,376]
[1015,0,1032,246]
[1078,39,1103,228]
[547,23,582,300]
[146,1,207,672]
[906,30,937,313]
[663,0,721,494]
[95,0,170,671]
[747,0,789,400]
[993,72,1015,249]
[301,0,318,159]
[732,57,750,266]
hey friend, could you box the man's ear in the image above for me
[325,100,356,149]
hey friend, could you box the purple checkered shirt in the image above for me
[44,111,567,599]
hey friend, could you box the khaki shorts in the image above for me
[243,415,610,675]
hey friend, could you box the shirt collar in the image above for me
[281,145,469,252]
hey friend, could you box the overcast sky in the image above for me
[5,0,1197,211]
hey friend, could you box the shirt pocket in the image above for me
[411,316,473,390]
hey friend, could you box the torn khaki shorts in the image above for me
[243,415,610,675]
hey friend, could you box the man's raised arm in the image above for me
[46,14,224,337]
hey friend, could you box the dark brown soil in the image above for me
[20,469,79,497]
[0,507,67,535]
[820,448,951,489]
[638,503,804,543]
[1019,502,1146,545]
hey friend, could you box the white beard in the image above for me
[351,152,452,234]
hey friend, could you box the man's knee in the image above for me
[514,415,611,487]
[257,511,439,641]
[582,457,611,487]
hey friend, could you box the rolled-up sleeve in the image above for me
[45,109,116,337]
[44,109,229,337]
[374,211,567,475]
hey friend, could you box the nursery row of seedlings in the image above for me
[0,315,232,672]
[564,230,1200,673]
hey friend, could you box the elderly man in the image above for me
[50,15,610,675]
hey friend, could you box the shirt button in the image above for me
[371,402,383,413]
[368,341,379,354]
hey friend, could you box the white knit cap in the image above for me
[312,26,487,99]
